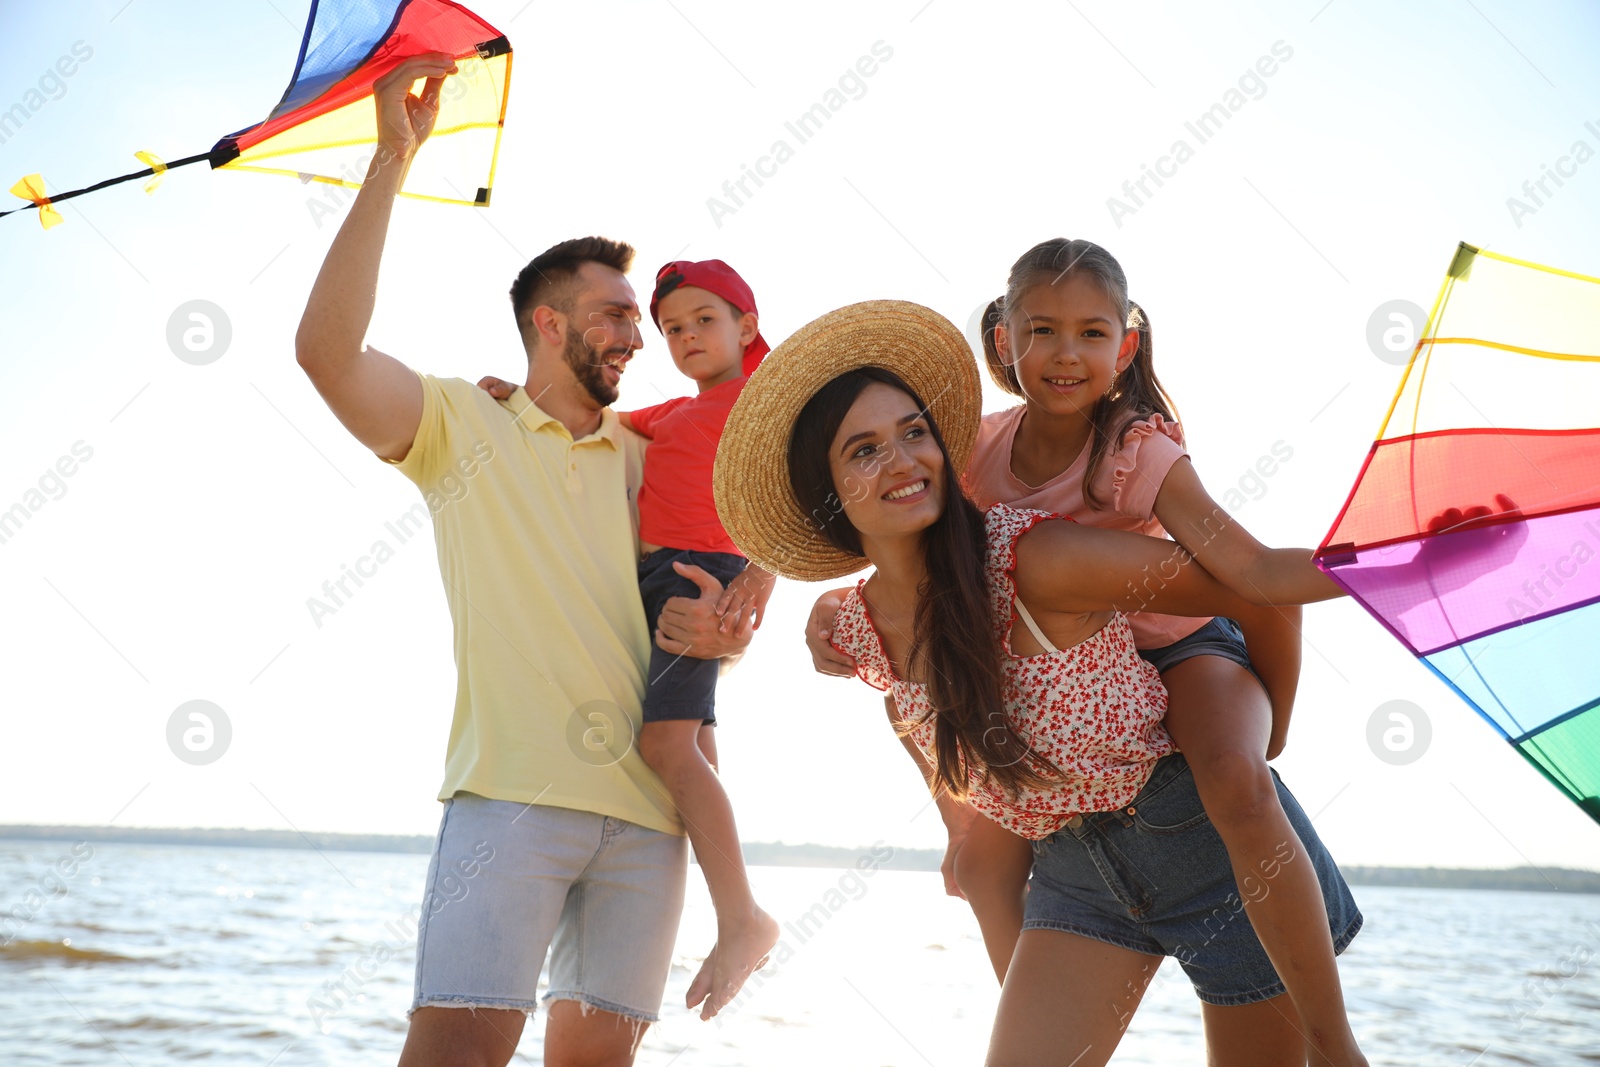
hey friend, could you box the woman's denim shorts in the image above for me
[1023,754,1362,1006]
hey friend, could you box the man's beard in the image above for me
[563,328,622,407]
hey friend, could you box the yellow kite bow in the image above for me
[9,174,62,229]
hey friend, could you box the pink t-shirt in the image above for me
[961,406,1207,650]
[830,504,1174,836]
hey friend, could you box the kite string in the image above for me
[0,150,214,219]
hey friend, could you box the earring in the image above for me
[1106,371,1119,396]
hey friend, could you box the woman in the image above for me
[796,239,1364,1064]
[711,300,1363,1066]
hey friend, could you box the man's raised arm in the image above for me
[294,54,457,462]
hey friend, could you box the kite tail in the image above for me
[1,145,232,222]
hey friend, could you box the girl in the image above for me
[712,299,1363,1065]
[803,240,1363,1063]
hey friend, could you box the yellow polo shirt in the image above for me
[387,374,680,836]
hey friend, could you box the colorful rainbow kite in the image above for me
[3,0,511,229]
[1317,243,1600,823]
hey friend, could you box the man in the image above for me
[295,55,752,1067]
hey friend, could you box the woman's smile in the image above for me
[883,478,930,502]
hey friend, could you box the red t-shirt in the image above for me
[628,375,749,556]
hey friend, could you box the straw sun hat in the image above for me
[712,299,981,582]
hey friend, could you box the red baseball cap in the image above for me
[649,259,770,377]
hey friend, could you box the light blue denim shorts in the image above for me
[411,794,688,1022]
[1023,754,1362,1006]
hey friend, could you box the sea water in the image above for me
[1,840,1597,1065]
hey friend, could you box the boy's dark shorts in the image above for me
[638,547,748,726]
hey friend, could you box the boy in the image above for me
[481,259,779,1020]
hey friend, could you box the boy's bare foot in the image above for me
[685,907,781,1020]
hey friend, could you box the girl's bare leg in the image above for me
[1162,655,1366,1067]
[952,816,1033,983]
[1200,994,1307,1067]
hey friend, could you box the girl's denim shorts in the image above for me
[1138,616,1256,678]
[1023,753,1363,1006]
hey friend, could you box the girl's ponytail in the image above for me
[1125,301,1154,388]
[979,297,1022,396]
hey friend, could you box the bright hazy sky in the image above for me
[2,0,1598,872]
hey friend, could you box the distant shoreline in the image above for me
[4,824,1599,893]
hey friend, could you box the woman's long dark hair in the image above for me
[787,367,1053,799]
[979,238,1180,509]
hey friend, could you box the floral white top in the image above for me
[831,503,1175,839]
